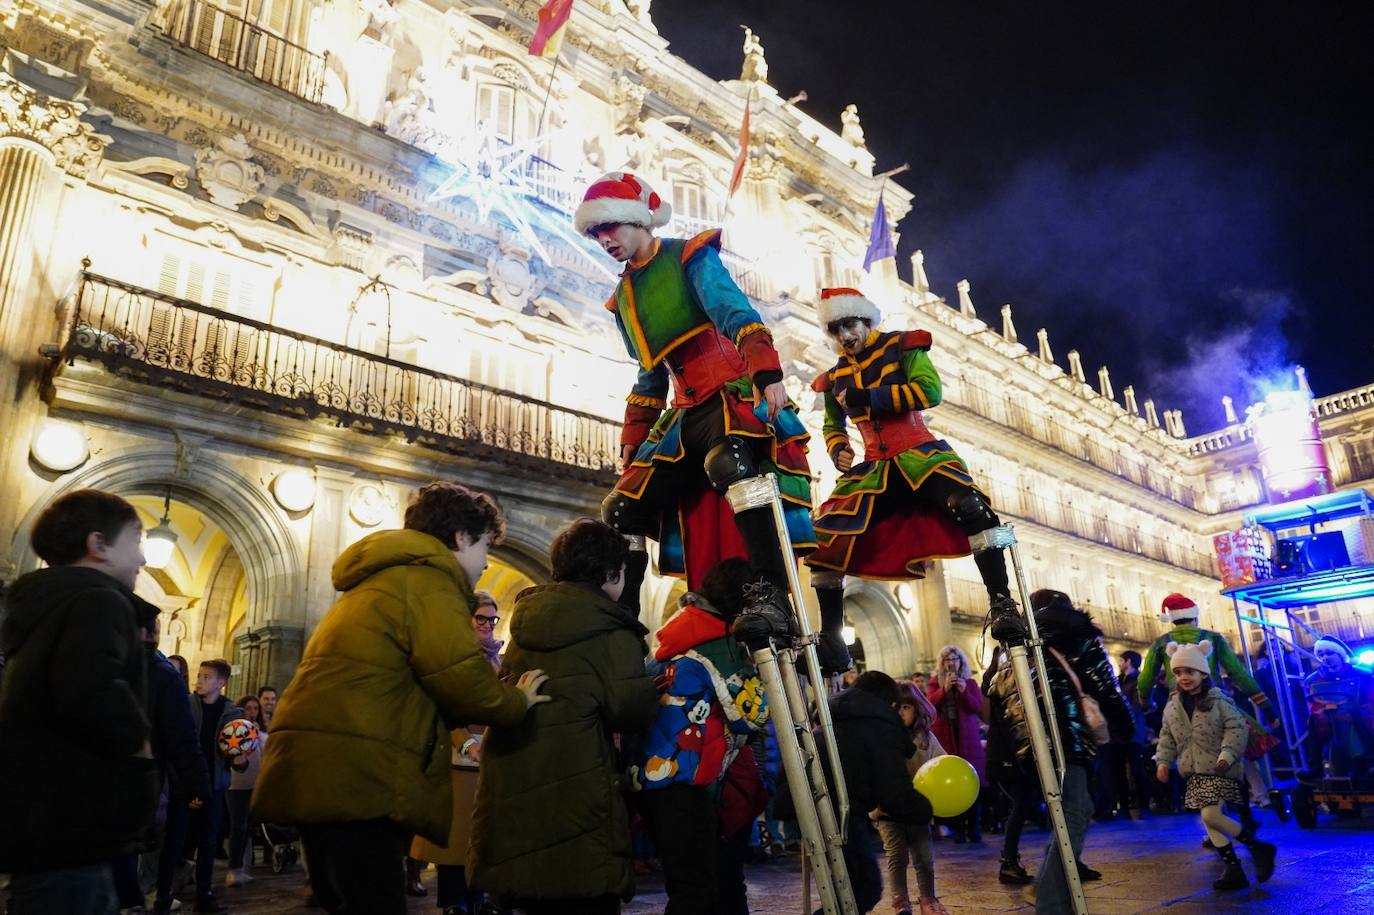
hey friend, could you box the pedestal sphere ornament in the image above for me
[271,468,316,512]
[30,420,90,472]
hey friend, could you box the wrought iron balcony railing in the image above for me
[163,0,327,104]
[58,270,621,483]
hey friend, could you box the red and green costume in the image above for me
[805,329,977,580]
[605,229,814,586]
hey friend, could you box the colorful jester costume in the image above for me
[803,289,1012,595]
[575,172,814,595]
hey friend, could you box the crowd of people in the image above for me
[9,483,1371,915]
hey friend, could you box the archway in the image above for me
[843,581,914,677]
[9,444,305,643]
[476,546,545,644]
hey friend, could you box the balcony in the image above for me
[162,0,327,105]
[56,270,621,484]
[946,373,1204,510]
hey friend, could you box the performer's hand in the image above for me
[1215,756,1230,774]
[620,443,637,473]
[834,447,855,472]
[1156,765,1169,784]
[759,381,788,422]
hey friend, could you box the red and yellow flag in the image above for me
[529,0,574,58]
[728,91,752,197]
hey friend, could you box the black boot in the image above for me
[619,544,650,614]
[998,856,1033,885]
[733,578,798,652]
[1212,843,1249,892]
[813,585,852,676]
[1236,827,1277,882]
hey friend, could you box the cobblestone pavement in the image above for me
[44,808,1373,914]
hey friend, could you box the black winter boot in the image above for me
[733,578,798,651]
[998,856,1033,885]
[1212,843,1249,892]
[1236,827,1277,882]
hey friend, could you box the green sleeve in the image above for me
[822,390,849,460]
[901,346,943,408]
[1138,640,1163,702]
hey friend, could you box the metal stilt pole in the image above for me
[729,474,858,915]
[981,524,1088,915]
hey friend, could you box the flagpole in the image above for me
[536,50,561,136]
[721,84,754,229]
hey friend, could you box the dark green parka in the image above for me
[468,582,659,902]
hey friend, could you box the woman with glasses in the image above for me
[409,591,504,915]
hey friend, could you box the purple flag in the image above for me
[862,192,896,272]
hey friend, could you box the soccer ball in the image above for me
[218,718,260,758]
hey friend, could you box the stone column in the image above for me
[0,73,109,579]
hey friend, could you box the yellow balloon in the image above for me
[913,754,980,818]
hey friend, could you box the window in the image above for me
[477,84,516,143]
[673,182,706,222]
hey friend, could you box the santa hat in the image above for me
[816,287,882,330]
[1160,593,1200,624]
[574,171,672,235]
[1166,639,1213,674]
[1313,636,1352,661]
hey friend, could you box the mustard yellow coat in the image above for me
[252,530,527,844]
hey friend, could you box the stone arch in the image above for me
[8,444,304,634]
[844,580,914,676]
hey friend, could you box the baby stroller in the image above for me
[258,822,301,873]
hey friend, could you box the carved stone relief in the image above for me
[193,133,264,210]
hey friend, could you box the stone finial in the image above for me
[1174,410,1187,437]
[1067,349,1085,384]
[1222,395,1238,424]
[741,27,769,83]
[1163,409,1183,437]
[1098,366,1114,401]
[1144,399,1159,428]
[1000,304,1017,344]
[911,249,931,296]
[1123,385,1139,415]
[840,104,866,148]
[1296,365,1312,394]
[1036,328,1053,362]
[956,279,976,318]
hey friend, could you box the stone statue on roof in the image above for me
[741,26,769,83]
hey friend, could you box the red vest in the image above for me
[815,330,937,460]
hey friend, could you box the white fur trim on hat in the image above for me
[1166,639,1213,674]
[816,287,882,329]
[1314,636,1352,661]
[574,171,673,235]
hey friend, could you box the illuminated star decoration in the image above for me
[428,128,616,278]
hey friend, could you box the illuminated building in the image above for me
[1,0,1370,688]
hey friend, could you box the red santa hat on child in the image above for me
[1166,639,1213,674]
[816,287,882,330]
[1160,593,1200,625]
[574,171,672,235]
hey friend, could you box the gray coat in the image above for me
[189,696,245,793]
[1155,687,1247,780]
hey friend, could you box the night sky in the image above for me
[653,1,1373,433]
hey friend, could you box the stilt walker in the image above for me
[574,173,858,913]
[804,287,1088,914]
[804,288,1018,656]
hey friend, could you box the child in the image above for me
[873,682,948,915]
[630,557,770,915]
[468,518,659,914]
[1155,641,1277,891]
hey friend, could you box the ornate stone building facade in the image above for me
[1,0,1370,689]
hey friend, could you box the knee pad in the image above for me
[946,489,999,535]
[704,437,758,493]
[600,492,655,535]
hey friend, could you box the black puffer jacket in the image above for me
[1003,599,1135,767]
[984,664,1032,782]
[0,567,158,872]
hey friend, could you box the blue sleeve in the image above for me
[684,246,768,346]
[615,310,669,403]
